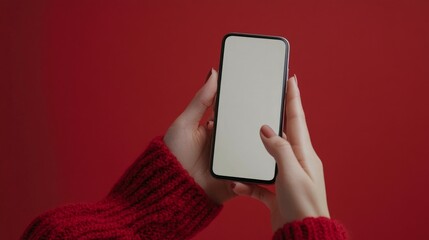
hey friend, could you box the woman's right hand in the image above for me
[232,75,331,231]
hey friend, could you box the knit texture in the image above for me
[21,136,222,240]
[273,217,348,240]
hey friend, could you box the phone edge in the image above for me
[209,32,290,185]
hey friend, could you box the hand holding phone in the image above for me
[231,77,333,233]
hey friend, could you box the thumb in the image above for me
[179,69,218,126]
[231,182,275,209]
[260,125,301,174]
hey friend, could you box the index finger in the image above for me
[179,69,218,126]
[285,75,312,149]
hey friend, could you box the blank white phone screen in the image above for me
[212,35,288,182]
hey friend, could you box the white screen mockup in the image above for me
[212,34,289,182]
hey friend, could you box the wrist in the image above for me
[108,136,222,237]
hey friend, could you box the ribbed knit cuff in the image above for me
[273,217,348,240]
[107,136,222,239]
[22,137,222,240]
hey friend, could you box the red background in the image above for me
[1,1,429,239]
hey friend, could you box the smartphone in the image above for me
[210,33,289,184]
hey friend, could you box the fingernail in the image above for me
[293,74,298,86]
[282,132,287,139]
[205,68,213,82]
[230,182,236,189]
[261,125,276,138]
[206,120,214,128]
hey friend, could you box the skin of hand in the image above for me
[164,69,235,205]
[231,75,331,231]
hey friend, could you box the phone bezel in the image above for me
[210,32,290,184]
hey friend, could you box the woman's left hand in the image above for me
[164,69,234,204]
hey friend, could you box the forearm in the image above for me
[22,137,222,240]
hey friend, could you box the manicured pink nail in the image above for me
[261,125,276,138]
[205,68,213,82]
[293,74,298,86]
[206,120,214,129]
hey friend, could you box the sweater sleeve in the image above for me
[21,136,222,240]
[272,217,348,240]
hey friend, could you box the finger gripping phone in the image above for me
[210,33,290,184]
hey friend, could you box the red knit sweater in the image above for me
[21,137,347,240]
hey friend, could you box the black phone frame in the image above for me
[209,32,290,184]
